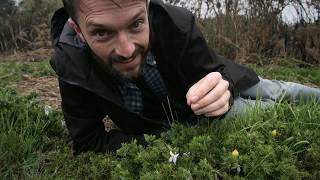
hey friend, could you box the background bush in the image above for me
[0,0,61,52]
[168,0,320,65]
[1,0,319,66]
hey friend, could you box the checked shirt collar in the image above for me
[113,51,168,114]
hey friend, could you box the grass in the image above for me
[249,64,320,87]
[0,89,65,179]
[0,59,319,179]
[0,60,55,87]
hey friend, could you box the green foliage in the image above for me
[108,101,319,179]
[40,148,117,179]
[0,0,62,51]
[19,0,62,23]
[0,61,319,179]
[0,88,64,179]
[0,0,16,18]
[0,60,55,87]
[249,64,320,86]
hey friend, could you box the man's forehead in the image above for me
[76,0,148,27]
[86,8,146,28]
[77,0,147,12]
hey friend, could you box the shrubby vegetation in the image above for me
[0,61,319,179]
[1,0,319,65]
[1,85,319,179]
[165,0,320,64]
[0,88,65,178]
[0,60,55,87]
[0,0,61,52]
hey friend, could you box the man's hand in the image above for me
[186,72,231,117]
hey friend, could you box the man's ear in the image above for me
[147,0,150,9]
[68,18,85,42]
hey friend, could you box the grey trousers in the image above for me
[226,77,320,118]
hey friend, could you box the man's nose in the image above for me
[114,32,135,58]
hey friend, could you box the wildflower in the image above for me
[183,152,191,156]
[232,149,239,158]
[169,151,179,165]
[61,120,66,128]
[271,129,277,137]
[44,105,52,116]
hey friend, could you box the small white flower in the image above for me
[183,152,191,156]
[169,151,179,165]
[44,105,52,116]
[61,120,66,128]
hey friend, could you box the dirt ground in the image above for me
[0,48,53,62]
[16,75,116,130]
[16,75,61,109]
[1,49,61,109]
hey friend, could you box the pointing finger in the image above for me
[186,72,222,105]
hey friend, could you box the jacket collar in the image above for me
[59,22,85,48]
[50,0,169,107]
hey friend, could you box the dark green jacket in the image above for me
[50,0,259,154]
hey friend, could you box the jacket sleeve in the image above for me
[179,14,235,105]
[150,2,259,107]
[59,79,151,155]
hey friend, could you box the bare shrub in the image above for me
[0,0,61,52]
[1,0,319,66]
[165,0,320,65]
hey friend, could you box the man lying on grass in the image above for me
[50,0,320,154]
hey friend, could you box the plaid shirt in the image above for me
[114,51,168,114]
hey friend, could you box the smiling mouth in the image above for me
[113,56,136,64]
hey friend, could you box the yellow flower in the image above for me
[271,130,277,137]
[232,149,239,157]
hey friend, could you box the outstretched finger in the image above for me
[193,90,230,114]
[186,72,222,105]
[191,79,229,111]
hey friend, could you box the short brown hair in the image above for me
[62,0,148,22]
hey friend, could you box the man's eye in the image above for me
[96,31,106,37]
[92,30,109,40]
[132,19,145,30]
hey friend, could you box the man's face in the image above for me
[74,0,149,80]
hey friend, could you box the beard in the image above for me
[93,45,148,81]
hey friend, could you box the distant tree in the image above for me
[0,0,16,18]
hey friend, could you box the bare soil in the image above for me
[16,75,61,109]
[0,48,53,62]
[16,74,117,130]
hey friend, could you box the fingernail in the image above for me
[187,99,191,105]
